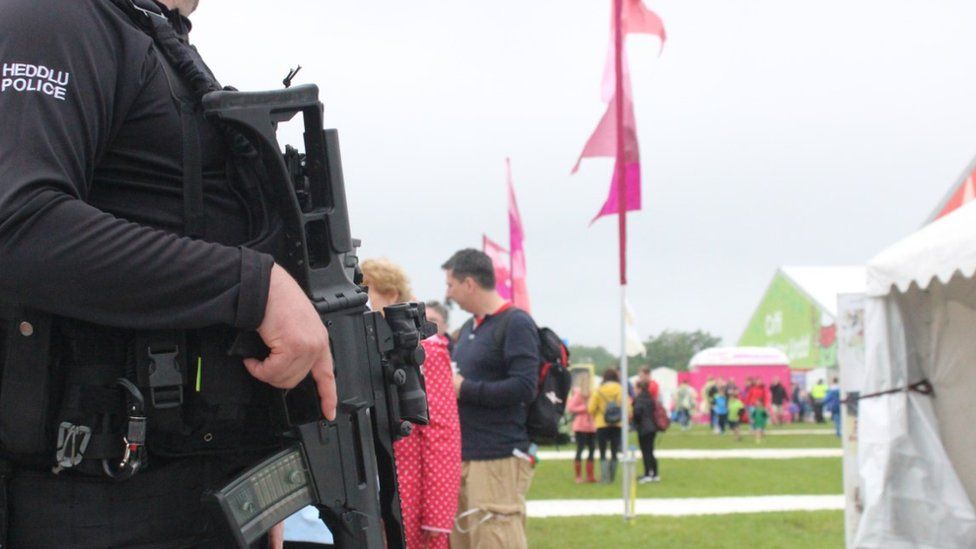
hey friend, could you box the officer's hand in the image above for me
[244,264,338,421]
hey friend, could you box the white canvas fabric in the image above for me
[867,200,976,297]
[859,251,976,547]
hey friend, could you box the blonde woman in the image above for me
[566,373,597,483]
[360,258,461,549]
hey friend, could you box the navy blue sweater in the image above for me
[454,308,540,461]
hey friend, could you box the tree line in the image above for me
[568,329,722,374]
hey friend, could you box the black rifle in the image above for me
[200,84,431,548]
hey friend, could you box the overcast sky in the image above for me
[190,1,976,351]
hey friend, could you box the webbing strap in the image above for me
[0,308,52,455]
[0,458,11,547]
[180,103,205,237]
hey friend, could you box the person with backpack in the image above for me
[633,380,661,483]
[588,368,628,484]
[442,249,539,549]
[567,379,597,484]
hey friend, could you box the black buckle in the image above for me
[147,345,184,409]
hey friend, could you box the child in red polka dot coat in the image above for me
[394,333,462,548]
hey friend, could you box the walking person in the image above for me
[713,385,729,434]
[751,403,770,443]
[770,377,789,425]
[701,376,717,430]
[811,379,829,423]
[589,368,626,484]
[791,384,803,423]
[675,380,696,430]
[567,382,597,483]
[824,377,842,438]
[633,380,660,483]
[728,387,745,442]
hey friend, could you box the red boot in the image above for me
[585,459,597,483]
[574,459,583,484]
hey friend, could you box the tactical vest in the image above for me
[0,0,284,479]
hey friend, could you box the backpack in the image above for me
[602,393,623,425]
[652,399,670,432]
[462,309,573,442]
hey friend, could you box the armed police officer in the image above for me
[0,0,337,546]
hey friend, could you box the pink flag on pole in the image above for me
[621,0,666,41]
[507,159,531,313]
[573,0,665,224]
[482,235,512,300]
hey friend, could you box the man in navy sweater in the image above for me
[443,249,539,549]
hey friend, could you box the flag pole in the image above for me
[612,0,634,521]
[507,158,516,300]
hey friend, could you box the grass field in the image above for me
[528,457,842,500]
[527,510,845,549]
[545,423,841,451]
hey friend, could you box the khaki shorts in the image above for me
[451,455,534,549]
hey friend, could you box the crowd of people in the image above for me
[697,376,842,437]
[567,366,663,485]
[563,372,845,489]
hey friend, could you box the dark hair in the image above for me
[425,300,449,324]
[640,366,650,375]
[603,368,619,382]
[441,248,495,290]
[636,379,649,393]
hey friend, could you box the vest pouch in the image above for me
[0,306,55,459]
[147,326,277,457]
[51,320,131,477]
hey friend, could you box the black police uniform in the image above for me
[0,0,284,546]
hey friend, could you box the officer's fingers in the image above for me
[311,352,337,421]
[245,352,300,389]
[243,357,273,383]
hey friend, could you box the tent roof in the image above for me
[689,347,790,368]
[780,266,866,317]
[926,154,976,223]
[867,199,976,296]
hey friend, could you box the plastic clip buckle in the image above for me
[147,345,184,409]
[54,422,92,473]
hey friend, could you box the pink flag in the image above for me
[507,159,531,313]
[621,0,666,41]
[574,0,665,224]
[482,235,512,300]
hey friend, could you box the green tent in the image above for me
[738,266,864,369]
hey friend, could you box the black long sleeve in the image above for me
[0,0,272,330]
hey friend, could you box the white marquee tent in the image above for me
[859,200,976,547]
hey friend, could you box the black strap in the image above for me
[490,308,518,348]
[848,379,934,403]
[0,458,12,547]
[0,308,52,455]
[180,103,205,237]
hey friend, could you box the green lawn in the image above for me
[528,511,844,549]
[528,458,842,500]
[546,423,840,451]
